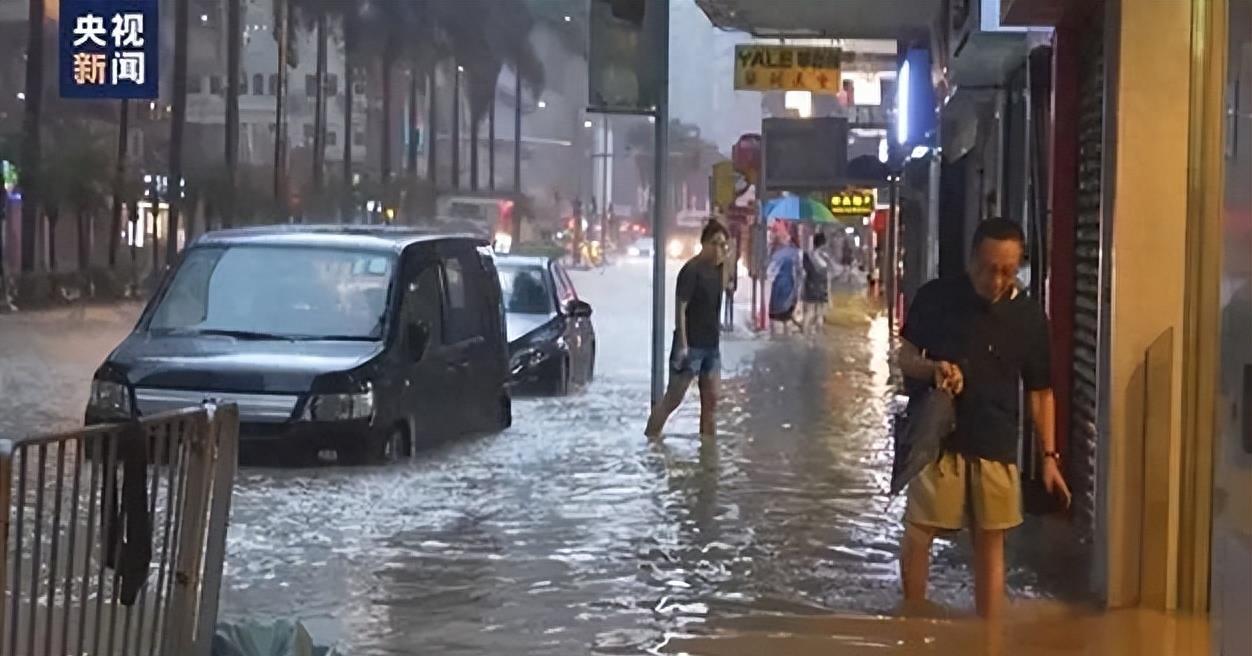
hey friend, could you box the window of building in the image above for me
[269,74,279,95]
[306,74,318,97]
[253,74,264,96]
[353,81,366,96]
[303,123,315,142]
[326,74,339,97]
[209,75,223,95]
[327,131,338,146]
[354,130,366,145]
[188,75,204,94]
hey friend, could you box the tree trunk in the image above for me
[149,201,159,274]
[109,100,130,268]
[312,9,328,193]
[469,114,480,192]
[513,72,522,193]
[76,209,89,272]
[274,0,290,213]
[451,65,461,189]
[342,10,354,221]
[20,0,44,273]
[168,0,190,266]
[225,0,242,228]
[381,44,395,187]
[407,68,419,176]
[427,70,438,189]
[489,85,496,190]
[47,209,58,272]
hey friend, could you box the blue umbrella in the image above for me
[764,196,837,223]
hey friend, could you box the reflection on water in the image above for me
[661,604,1211,655]
[219,297,1090,654]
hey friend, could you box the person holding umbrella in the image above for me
[767,222,802,336]
[763,196,834,336]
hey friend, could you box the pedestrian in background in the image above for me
[895,218,1070,619]
[767,223,802,336]
[802,232,832,334]
[646,220,731,439]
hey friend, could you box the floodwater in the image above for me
[0,261,1196,655]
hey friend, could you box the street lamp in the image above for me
[537,100,547,109]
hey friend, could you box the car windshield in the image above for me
[147,245,395,340]
[497,265,551,315]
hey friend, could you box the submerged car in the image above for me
[86,226,512,464]
[496,256,595,395]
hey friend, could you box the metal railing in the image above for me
[0,404,239,656]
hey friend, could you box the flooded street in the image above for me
[0,262,1088,655]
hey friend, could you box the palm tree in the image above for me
[41,126,110,273]
[224,0,243,228]
[440,0,544,192]
[168,0,190,265]
[291,0,337,195]
[19,0,44,272]
[272,0,293,212]
[340,4,358,220]
[109,101,130,267]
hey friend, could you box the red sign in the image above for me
[872,209,889,235]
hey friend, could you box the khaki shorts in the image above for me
[904,451,1023,531]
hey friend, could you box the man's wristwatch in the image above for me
[1043,451,1062,463]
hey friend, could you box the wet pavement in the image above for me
[0,262,1094,655]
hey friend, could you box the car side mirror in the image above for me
[407,322,430,360]
[568,300,593,318]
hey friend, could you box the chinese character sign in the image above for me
[60,0,159,99]
[734,45,842,95]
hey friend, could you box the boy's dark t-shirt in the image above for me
[677,258,724,349]
[901,275,1052,464]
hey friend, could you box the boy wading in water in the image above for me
[645,221,730,439]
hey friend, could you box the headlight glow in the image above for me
[305,383,375,422]
[667,239,684,258]
[88,380,132,418]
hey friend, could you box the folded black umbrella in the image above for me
[890,389,955,495]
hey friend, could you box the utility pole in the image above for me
[600,115,610,249]
[452,64,462,189]
[649,0,670,405]
[512,72,523,245]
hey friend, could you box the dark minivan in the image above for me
[85,226,512,464]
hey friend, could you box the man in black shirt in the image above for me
[645,220,730,439]
[897,218,1070,619]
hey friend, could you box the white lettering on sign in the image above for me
[111,13,145,48]
[112,51,145,85]
[72,13,108,47]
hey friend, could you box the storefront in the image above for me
[1009,0,1251,641]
